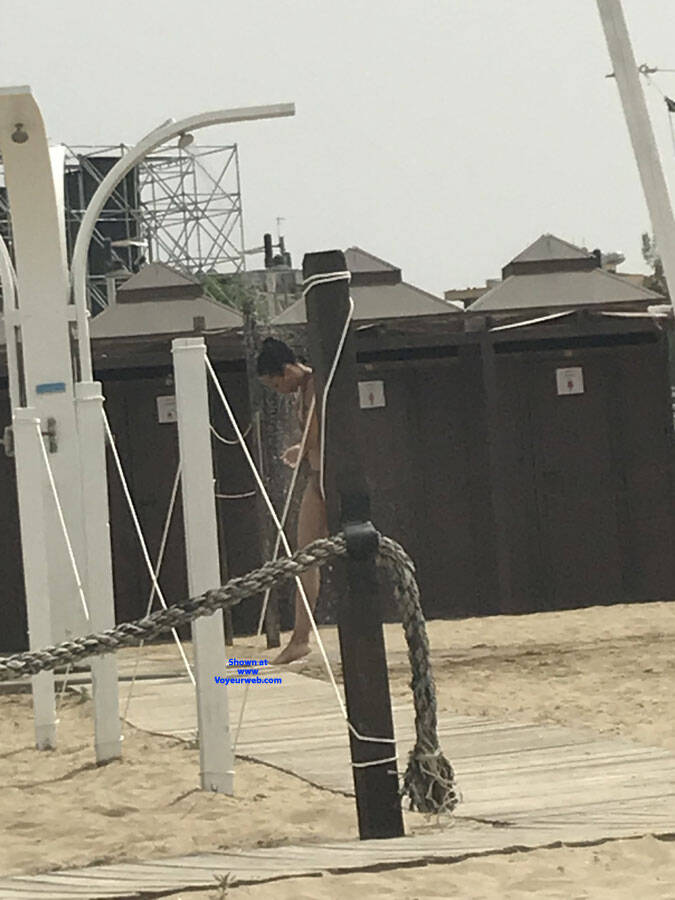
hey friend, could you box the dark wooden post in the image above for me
[303,249,404,841]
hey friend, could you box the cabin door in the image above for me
[527,357,623,609]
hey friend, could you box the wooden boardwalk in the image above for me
[1,670,674,898]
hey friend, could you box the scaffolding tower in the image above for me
[0,142,246,312]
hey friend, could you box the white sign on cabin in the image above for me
[358,380,386,409]
[156,395,177,423]
[556,367,584,396]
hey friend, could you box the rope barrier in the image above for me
[0,532,459,815]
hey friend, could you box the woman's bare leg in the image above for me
[273,473,327,664]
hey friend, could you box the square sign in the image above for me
[156,395,177,423]
[556,367,584,396]
[358,380,386,409]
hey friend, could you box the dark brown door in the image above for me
[103,376,188,625]
[528,357,623,609]
[412,363,483,617]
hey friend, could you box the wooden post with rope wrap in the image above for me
[303,249,405,841]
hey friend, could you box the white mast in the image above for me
[596,0,675,306]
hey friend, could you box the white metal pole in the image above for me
[74,382,122,763]
[70,102,295,382]
[12,410,56,749]
[172,337,234,795]
[596,0,675,305]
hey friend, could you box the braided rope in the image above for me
[0,533,459,814]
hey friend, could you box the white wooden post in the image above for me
[12,410,56,749]
[596,0,675,304]
[172,337,234,794]
[74,382,122,763]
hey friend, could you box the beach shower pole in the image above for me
[68,101,293,774]
[0,87,117,756]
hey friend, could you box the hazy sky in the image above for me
[2,0,675,295]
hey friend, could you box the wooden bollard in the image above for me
[304,249,404,840]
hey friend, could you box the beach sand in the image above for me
[3,600,675,898]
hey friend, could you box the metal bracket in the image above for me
[41,417,57,453]
[343,519,380,561]
[1,425,14,458]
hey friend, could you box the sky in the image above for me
[2,0,675,296]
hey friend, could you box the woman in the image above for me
[257,337,328,664]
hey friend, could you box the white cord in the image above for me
[215,491,257,500]
[300,270,354,500]
[122,462,183,723]
[34,424,90,622]
[210,422,252,445]
[102,410,195,686]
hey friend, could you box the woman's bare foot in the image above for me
[272,639,311,665]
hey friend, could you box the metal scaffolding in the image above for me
[0,142,246,312]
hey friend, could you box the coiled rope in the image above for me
[0,531,459,815]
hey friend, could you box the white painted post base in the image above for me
[172,337,234,795]
[75,382,122,764]
[12,409,56,750]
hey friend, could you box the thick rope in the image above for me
[0,532,458,814]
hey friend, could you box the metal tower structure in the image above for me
[0,142,246,312]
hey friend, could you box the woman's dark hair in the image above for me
[256,337,297,376]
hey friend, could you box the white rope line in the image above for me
[34,424,90,622]
[352,755,399,769]
[210,422,252,445]
[205,356,347,728]
[488,310,575,332]
[102,410,195,686]
[301,270,354,500]
[122,462,183,723]
[215,490,257,500]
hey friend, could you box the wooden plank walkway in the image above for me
[1,670,674,898]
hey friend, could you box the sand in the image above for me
[3,600,675,898]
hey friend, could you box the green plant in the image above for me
[202,273,270,322]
